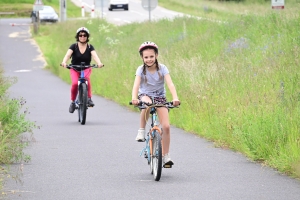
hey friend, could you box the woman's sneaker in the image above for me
[135,128,145,142]
[88,98,94,107]
[69,102,76,113]
[163,153,174,168]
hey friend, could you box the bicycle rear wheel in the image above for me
[78,83,88,125]
[151,131,162,181]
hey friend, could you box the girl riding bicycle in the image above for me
[131,41,180,166]
[61,27,104,113]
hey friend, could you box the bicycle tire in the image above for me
[78,83,88,125]
[151,131,162,181]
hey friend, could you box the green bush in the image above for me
[34,10,300,177]
[0,67,36,191]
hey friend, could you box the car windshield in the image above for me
[39,6,55,14]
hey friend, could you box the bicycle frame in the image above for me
[130,100,177,181]
[67,63,96,125]
[75,66,88,108]
[142,106,161,163]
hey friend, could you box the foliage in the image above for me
[0,0,80,18]
[34,7,300,177]
[0,67,36,192]
[158,0,300,21]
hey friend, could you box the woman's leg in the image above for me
[157,107,170,156]
[84,68,92,98]
[70,69,80,101]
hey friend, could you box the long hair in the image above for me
[140,47,162,83]
[142,59,162,84]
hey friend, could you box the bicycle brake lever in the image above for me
[139,105,147,109]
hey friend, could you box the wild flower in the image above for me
[87,20,92,25]
[226,37,249,53]
[105,37,119,46]
[98,24,111,33]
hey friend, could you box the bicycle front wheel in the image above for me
[151,131,162,181]
[78,83,88,125]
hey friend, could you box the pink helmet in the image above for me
[139,41,158,54]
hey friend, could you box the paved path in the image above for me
[1,18,300,200]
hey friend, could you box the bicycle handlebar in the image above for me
[66,64,98,70]
[60,63,104,70]
[129,101,179,109]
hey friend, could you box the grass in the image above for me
[158,0,300,21]
[33,2,300,178]
[0,0,81,18]
[0,67,36,192]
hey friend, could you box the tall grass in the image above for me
[158,0,300,20]
[0,67,36,192]
[0,0,81,18]
[35,9,300,177]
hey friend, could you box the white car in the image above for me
[38,6,58,23]
[108,0,129,11]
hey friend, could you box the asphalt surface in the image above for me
[70,0,184,25]
[1,17,300,200]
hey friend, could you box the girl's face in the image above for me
[141,49,158,67]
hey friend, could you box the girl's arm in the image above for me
[61,49,73,68]
[91,50,104,68]
[165,74,180,106]
[132,75,141,105]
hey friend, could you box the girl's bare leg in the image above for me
[157,107,170,155]
[139,96,151,128]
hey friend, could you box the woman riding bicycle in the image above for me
[61,27,104,113]
[131,41,180,166]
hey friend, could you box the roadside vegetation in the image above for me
[0,65,36,192]
[0,0,81,18]
[159,0,300,20]
[32,0,300,178]
[1,0,299,181]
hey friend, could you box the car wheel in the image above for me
[125,4,129,10]
[108,5,112,11]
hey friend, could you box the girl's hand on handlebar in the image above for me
[172,99,180,107]
[131,99,139,105]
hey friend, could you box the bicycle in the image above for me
[130,100,178,181]
[66,62,98,125]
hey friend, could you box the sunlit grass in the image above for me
[158,0,300,20]
[34,7,300,178]
[0,0,81,18]
[0,66,36,193]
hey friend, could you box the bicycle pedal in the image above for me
[144,151,148,158]
[163,161,174,168]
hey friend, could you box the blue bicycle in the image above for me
[66,62,97,125]
[130,101,178,181]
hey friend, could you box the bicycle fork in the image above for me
[75,72,88,109]
[140,126,162,163]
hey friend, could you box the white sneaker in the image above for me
[163,153,174,166]
[135,128,145,142]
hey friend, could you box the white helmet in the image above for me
[139,41,158,54]
[76,27,90,34]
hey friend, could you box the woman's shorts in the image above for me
[138,94,167,105]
